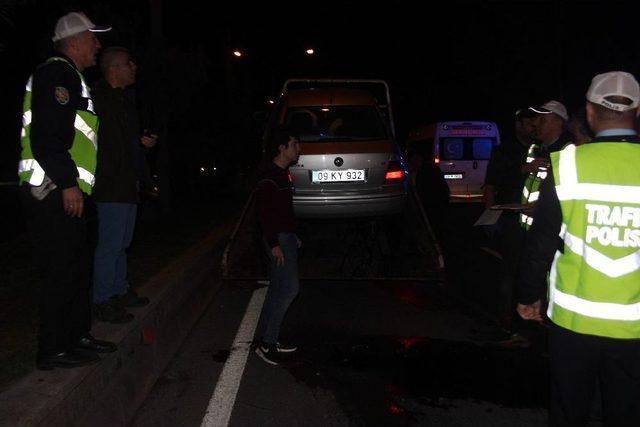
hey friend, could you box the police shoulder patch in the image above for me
[55,86,69,105]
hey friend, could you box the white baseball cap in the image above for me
[586,71,640,112]
[528,100,568,121]
[52,12,111,42]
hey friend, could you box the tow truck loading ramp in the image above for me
[222,188,445,281]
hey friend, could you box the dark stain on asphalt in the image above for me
[284,334,548,424]
[376,281,456,311]
[212,349,230,363]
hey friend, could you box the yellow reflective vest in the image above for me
[549,142,640,339]
[18,57,98,195]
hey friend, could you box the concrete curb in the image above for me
[0,221,233,427]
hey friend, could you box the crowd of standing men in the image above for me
[485,73,640,426]
[14,8,640,427]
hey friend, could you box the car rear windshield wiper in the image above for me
[301,136,356,142]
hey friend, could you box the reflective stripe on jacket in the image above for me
[520,144,547,229]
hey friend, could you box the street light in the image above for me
[233,50,243,57]
[305,48,315,55]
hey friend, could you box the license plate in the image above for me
[312,169,365,182]
[444,173,464,180]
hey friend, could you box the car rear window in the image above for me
[284,106,387,142]
[440,137,497,160]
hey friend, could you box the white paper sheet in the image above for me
[474,208,502,226]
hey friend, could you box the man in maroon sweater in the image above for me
[255,129,301,365]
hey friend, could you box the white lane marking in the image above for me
[200,287,267,427]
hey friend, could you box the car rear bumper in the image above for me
[293,191,407,218]
[450,193,484,203]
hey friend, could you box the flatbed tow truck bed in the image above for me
[222,187,444,282]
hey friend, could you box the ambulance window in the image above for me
[472,138,493,159]
[442,138,464,160]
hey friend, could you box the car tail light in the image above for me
[434,155,440,164]
[385,160,405,182]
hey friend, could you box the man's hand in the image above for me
[272,245,284,267]
[296,236,302,248]
[521,202,536,217]
[141,133,158,148]
[522,158,550,174]
[62,186,84,218]
[517,300,543,322]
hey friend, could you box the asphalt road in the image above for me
[130,200,547,426]
[131,203,603,426]
[133,277,553,426]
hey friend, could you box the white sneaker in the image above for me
[276,342,297,353]
[255,344,280,365]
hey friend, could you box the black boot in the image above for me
[36,350,100,370]
[75,335,117,353]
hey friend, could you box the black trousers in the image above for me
[19,186,91,357]
[549,323,640,427]
[496,212,526,330]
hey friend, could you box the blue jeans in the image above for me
[259,232,300,344]
[93,202,137,304]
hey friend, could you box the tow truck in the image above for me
[222,80,445,282]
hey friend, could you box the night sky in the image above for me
[2,0,640,181]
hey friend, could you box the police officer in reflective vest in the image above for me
[17,12,116,370]
[519,100,571,229]
[518,71,640,426]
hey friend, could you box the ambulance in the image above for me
[407,121,500,202]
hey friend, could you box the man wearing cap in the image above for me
[519,100,573,229]
[17,11,115,369]
[517,71,640,426]
[484,107,538,209]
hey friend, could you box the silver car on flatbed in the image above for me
[264,79,407,218]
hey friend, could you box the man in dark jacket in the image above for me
[406,140,449,243]
[254,129,301,365]
[92,47,156,323]
[483,107,537,335]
